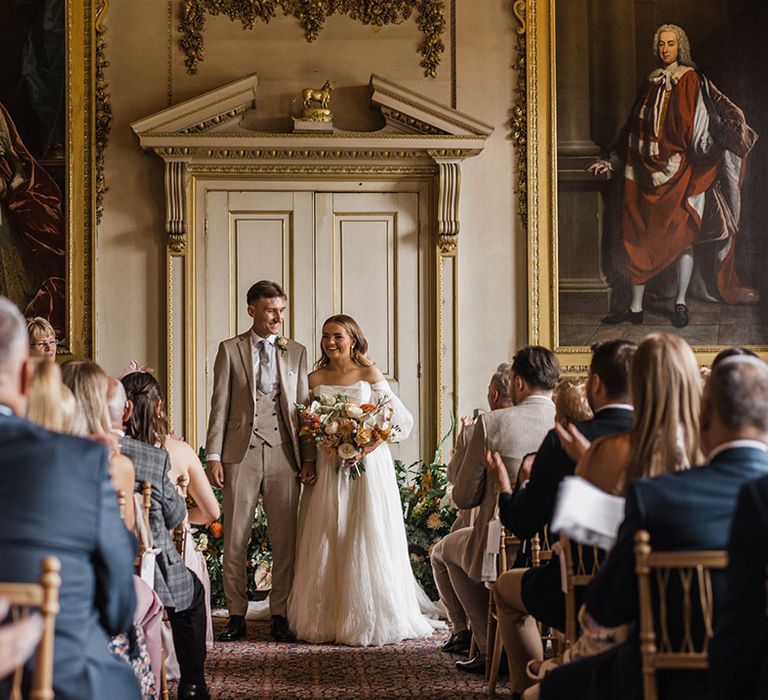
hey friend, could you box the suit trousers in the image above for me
[438,527,490,652]
[494,568,544,693]
[223,440,299,617]
[167,574,207,687]
[431,535,468,632]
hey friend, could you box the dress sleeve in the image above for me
[371,380,414,442]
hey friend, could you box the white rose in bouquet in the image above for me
[325,421,339,435]
[345,403,364,419]
[337,442,359,461]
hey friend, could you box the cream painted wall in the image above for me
[97,0,523,439]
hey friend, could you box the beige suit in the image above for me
[206,332,314,617]
[433,395,555,651]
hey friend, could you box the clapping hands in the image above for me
[554,422,591,463]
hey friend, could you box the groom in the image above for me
[206,280,315,642]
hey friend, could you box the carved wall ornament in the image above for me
[95,0,112,225]
[178,0,446,78]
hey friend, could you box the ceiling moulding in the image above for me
[130,73,492,254]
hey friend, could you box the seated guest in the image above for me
[118,375,211,700]
[553,378,593,426]
[485,340,635,695]
[709,474,768,699]
[0,296,139,700]
[26,357,76,433]
[62,360,137,532]
[539,354,768,700]
[433,346,559,674]
[26,316,58,361]
[436,363,514,656]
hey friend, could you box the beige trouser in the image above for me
[431,535,468,633]
[223,441,299,617]
[494,568,543,693]
[437,527,490,652]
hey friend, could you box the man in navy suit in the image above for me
[489,340,635,695]
[539,353,768,700]
[0,296,139,700]
[709,472,768,700]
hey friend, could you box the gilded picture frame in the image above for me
[0,0,97,358]
[520,0,768,371]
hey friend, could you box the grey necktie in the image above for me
[257,339,274,394]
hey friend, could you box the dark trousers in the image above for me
[167,574,207,687]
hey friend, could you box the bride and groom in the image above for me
[205,280,433,647]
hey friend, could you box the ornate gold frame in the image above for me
[519,0,767,371]
[59,0,98,358]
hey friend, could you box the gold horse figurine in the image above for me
[302,80,333,113]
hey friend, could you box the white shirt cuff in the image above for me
[206,453,221,463]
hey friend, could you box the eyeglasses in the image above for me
[31,339,59,350]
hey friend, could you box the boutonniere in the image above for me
[276,336,289,355]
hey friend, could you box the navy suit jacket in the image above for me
[0,414,140,700]
[709,473,768,700]
[500,407,633,628]
[540,446,768,700]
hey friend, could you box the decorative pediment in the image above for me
[131,74,492,254]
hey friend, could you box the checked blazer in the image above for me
[121,436,194,611]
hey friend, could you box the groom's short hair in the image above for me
[247,280,286,306]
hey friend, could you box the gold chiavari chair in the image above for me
[173,474,190,558]
[634,530,728,700]
[486,526,521,696]
[560,533,603,646]
[0,556,61,700]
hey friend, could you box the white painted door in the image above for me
[198,188,424,465]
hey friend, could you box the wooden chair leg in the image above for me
[485,590,496,680]
[469,632,477,660]
[487,625,504,696]
[160,654,169,700]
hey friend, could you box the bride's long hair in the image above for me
[316,314,374,369]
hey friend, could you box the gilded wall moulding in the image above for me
[178,0,446,78]
[153,146,473,160]
[95,0,112,225]
[511,0,526,229]
[186,163,437,176]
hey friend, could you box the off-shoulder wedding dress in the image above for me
[287,379,434,646]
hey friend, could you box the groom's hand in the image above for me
[207,460,224,487]
[300,461,317,486]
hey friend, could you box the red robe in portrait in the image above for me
[0,102,65,333]
[619,64,757,304]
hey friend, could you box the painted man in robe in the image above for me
[590,24,758,328]
[0,102,64,333]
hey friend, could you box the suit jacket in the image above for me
[502,407,633,628]
[709,473,768,700]
[541,446,768,700]
[120,436,192,611]
[453,395,555,581]
[205,333,314,466]
[0,414,139,700]
[447,421,475,532]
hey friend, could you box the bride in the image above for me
[287,314,434,646]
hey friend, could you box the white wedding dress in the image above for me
[287,380,434,646]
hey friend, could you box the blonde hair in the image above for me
[626,333,702,481]
[553,378,593,425]
[60,360,112,436]
[316,315,374,369]
[26,358,71,432]
[26,316,55,342]
[653,24,694,66]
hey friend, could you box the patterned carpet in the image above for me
[182,618,516,698]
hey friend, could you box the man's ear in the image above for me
[18,357,32,398]
[123,398,134,424]
[246,304,256,319]
[700,396,711,433]
[590,372,603,398]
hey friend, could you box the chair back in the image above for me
[0,557,61,700]
[117,489,127,522]
[560,533,603,643]
[173,474,190,558]
[531,524,553,567]
[633,530,728,700]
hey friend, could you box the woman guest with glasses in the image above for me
[26,316,58,360]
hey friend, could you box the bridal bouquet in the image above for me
[298,393,399,479]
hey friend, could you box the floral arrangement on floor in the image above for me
[192,451,272,609]
[395,457,457,600]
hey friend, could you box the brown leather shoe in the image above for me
[218,615,246,641]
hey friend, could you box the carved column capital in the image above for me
[432,157,462,255]
[162,159,190,253]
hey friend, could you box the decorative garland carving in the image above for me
[511,0,526,228]
[178,0,446,78]
[95,0,112,225]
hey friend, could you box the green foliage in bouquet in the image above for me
[192,451,272,608]
[394,457,457,600]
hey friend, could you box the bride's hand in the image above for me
[361,437,384,456]
[299,461,317,486]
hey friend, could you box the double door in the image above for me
[195,185,428,465]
